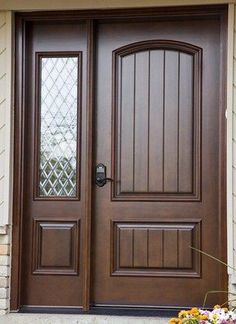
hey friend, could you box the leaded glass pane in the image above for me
[39,56,78,197]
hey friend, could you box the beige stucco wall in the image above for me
[0,11,11,314]
[0,0,234,315]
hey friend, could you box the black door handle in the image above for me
[95,163,113,187]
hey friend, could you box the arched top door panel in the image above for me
[113,39,202,57]
[112,40,202,201]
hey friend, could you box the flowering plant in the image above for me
[169,305,236,324]
[169,247,236,324]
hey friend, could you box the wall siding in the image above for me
[0,10,11,230]
[0,14,6,218]
[0,11,11,314]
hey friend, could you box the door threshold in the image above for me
[19,305,210,317]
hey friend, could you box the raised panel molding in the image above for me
[32,219,80,275]
[111,220,201,278]
[112,40,202,201]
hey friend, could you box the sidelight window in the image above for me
[37,55,81,198]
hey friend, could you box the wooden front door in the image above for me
[92,16,226,308]
[12,7,227,312]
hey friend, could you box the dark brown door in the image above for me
[92,18,226,308]
[21,21,88,307]
[16,9,226,310]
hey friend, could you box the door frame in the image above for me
[11,5,228,313]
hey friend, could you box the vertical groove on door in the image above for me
[161,229,164,267]
[177,52,180,192]
[164,51,179,192]
[149,50,164,192]
[147,51,151,192]
[178,53,194,192]
[120,55,135,193]
[83,19,94,311]
[162,51,166,192]
[119,228,133,268]
[133,229,148,267]
[148,229,163,268]
[134,52,149,192]
[177,228,179,268]
[163,229,178,268]
[132,229,135,267]
[147,229,150,267]
[132,55,136,192]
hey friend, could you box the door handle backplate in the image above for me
[95,163,113,187]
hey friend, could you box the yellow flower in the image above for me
[169,318,182,324]
[214,305,221,309]
[199,314,208,320]
[190,307,200,316]
[178,310,189,318]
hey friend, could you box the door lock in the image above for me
[95,163,113,187]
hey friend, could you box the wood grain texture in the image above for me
[134,52,149,192]
[148,229,163,268]
[32,220,79,275]
[178,53,194,192]
[119,228,133,267]
[93,14,226,309]
[133,228,148,267]
[112,222,201,277]
[112,40,201,201]
[149,50,164,192]
[16,20,87,308]
[119,55,135,193]
[82,19,95,311]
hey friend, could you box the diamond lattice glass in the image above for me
[39,56,78,197]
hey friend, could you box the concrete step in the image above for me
[0,314,169,324]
